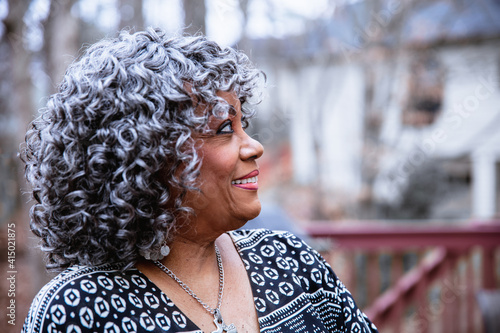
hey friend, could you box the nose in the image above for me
[240,132,264,161]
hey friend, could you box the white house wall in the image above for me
[429,43,500,159]
[378,54,410,147]
[373,54,425,205]
[264,62,365,196]
[372,42,500,217]
[320,64,364,194]
[256,41,499,217]
[431,43,500,218]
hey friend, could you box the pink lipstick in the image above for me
[231,170,259,190]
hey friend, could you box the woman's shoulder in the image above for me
[22,264,161,333]
[229,228,338,291]
[230,229,378,332]
[26,264,133,308]
[26,263,143,304]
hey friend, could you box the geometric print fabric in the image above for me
[230,229,378,333]
[22,229,378,333]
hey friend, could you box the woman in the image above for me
[21,28,377,332]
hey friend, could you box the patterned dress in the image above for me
[22,229,378,332]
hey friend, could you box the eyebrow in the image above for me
[227,103,238,116]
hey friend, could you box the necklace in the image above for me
[153,245,237,333]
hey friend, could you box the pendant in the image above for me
[212,309,237,333]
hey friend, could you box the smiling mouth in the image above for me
[231,170,259,190]
[231,176,258,185]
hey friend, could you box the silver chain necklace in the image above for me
[153,245,237,333]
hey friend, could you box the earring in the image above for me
[160,244,170,257]
[140,242,170,261]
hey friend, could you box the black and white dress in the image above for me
[22,229,378,332]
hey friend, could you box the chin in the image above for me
[245,202,262,222]
[234,202,262,228]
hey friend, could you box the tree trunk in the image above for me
[1,0,33,218]
[44,0,80,91]
[2,0,33,134]
[1,0,45,328]
[183,0,206,35]
[119,0,144,31]
[237,0,250,49]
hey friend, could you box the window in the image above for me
[402,53,444,127]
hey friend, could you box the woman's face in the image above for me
[183,91,264,234]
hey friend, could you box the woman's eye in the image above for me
[217,121,233,134]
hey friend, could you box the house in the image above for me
[247,0,500,220]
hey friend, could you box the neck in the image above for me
[159,233,221,277]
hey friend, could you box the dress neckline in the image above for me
[133,230,258,332]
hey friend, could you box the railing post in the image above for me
[367,252,379,306]
[483,247,496,289]
[466,249,475,333]
[442,251,459,333]
[391,252,403,288]
[415,272,430,333]
[345,251,357,304]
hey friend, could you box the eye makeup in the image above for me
[216,120,234,135]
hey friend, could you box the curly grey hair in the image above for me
[21,28,264,271]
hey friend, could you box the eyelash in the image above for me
[217,120,234,134]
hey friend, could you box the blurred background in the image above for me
[1,0,500,332]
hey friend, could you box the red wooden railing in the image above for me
[305,221,500,333]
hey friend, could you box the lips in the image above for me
[231,170,259,190]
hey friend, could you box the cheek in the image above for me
[200,150,237,179]
[195,155,233,201]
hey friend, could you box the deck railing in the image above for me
[305,221,500,333]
